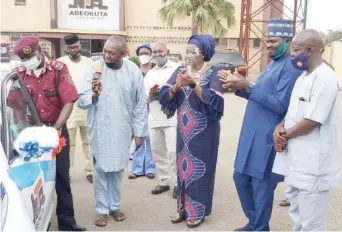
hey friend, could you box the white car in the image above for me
[0,70,59,231]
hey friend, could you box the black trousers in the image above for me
[56,126,76,229]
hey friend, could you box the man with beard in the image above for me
[13,36,86,231]
[78,35,148,227]
[58,34,94,183]
[219,19,302,231]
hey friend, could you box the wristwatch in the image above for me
[54,123,63,131]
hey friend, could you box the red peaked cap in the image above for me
[13,36,39,57]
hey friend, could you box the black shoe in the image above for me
[172,186,177,199]
[151,185,170,195]
[234,224,253,231]
[86,174,93,183]
[59,224,86,231]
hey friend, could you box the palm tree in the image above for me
[159,0,236,36]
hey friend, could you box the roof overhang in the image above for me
[2,29,127,40]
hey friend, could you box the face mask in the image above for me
[23,56,41,70]
[68,50,81,60]
[271,39,287,60]
[154,56,167,67]
[291,54,309,71]
[103,55,122,70]
[139,55,151,65]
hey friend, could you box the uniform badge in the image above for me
[23,46,32,55]
[65,74,74,85]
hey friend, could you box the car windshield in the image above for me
[210,51,245,66]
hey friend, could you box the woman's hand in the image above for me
[175,70,185,90]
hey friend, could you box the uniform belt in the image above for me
[42,122,56,127]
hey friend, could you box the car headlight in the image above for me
[0,182,8,231]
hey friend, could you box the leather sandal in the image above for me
[94,214,108,227]
[151,185,170,195]
[146,173,155,179]
[279,199,290,207]
[171,209,186,224]
[186,218,205,228]
[110,209,126,222]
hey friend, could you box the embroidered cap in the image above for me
[267,18,294,38]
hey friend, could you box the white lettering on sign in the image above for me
[57,0,120,31]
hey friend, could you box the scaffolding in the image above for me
[239,0,308,72]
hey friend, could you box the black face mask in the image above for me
[103,55,122,70]
[68,50,81,59]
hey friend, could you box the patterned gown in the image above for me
[159,66,224,221]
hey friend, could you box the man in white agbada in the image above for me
[145,42,179,198]
[78,36,147,227]
[273,29,340,231]
[58,34,94,183]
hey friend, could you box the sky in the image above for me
[284,0,342,32]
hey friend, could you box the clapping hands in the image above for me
[218,70,249,91]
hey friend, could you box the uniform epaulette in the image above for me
[50,60,65,70]
[16,65,26,72]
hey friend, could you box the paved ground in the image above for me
[50,93,342,231]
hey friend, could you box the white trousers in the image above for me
[286,184,330,231]
[94,165,124,215]
[149,126,177,186]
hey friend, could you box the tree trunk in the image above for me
[191,13,199,35]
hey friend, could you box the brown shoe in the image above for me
[151,185,170,195]
[94,214,108,227]
[187,218,205,228]
[279,199,290,207]
[110,209,126,222]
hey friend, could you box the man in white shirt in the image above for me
[273,29,340,231]
[58,34,94,183]
[145,42,180,198]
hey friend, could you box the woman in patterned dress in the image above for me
[159,34,224,228]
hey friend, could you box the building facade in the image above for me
[1,0,283,73]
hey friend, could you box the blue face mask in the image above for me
[291,54,309,70]
[271,39,288,60]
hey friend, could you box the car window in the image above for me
[210,52,246,66]
[3,76,40,158]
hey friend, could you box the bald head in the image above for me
[152,42,168,53]
[105,35,126,52]
[103,35,127,67]
[292,29,324,48]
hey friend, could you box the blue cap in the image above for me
[267,18,294,38]
[135,44,152,56]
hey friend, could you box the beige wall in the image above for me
[1,0,51,31]
[323,41,342,85]
[2,0,264,72]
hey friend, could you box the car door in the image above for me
[0,72,56,231]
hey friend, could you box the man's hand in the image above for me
[149,84,159,96]
[273,124,287,146]
[274,142,287,153]
[218,70,248,91]
[134,137,144,146]
[134,137,144,151]
[92,79,102,94]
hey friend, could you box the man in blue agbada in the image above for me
[219,19,303,231]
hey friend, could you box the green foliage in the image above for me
[129,56,140,66]
[159,0,236,36]
[322,29,342,44]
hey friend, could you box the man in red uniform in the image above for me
[13,36,86,231]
